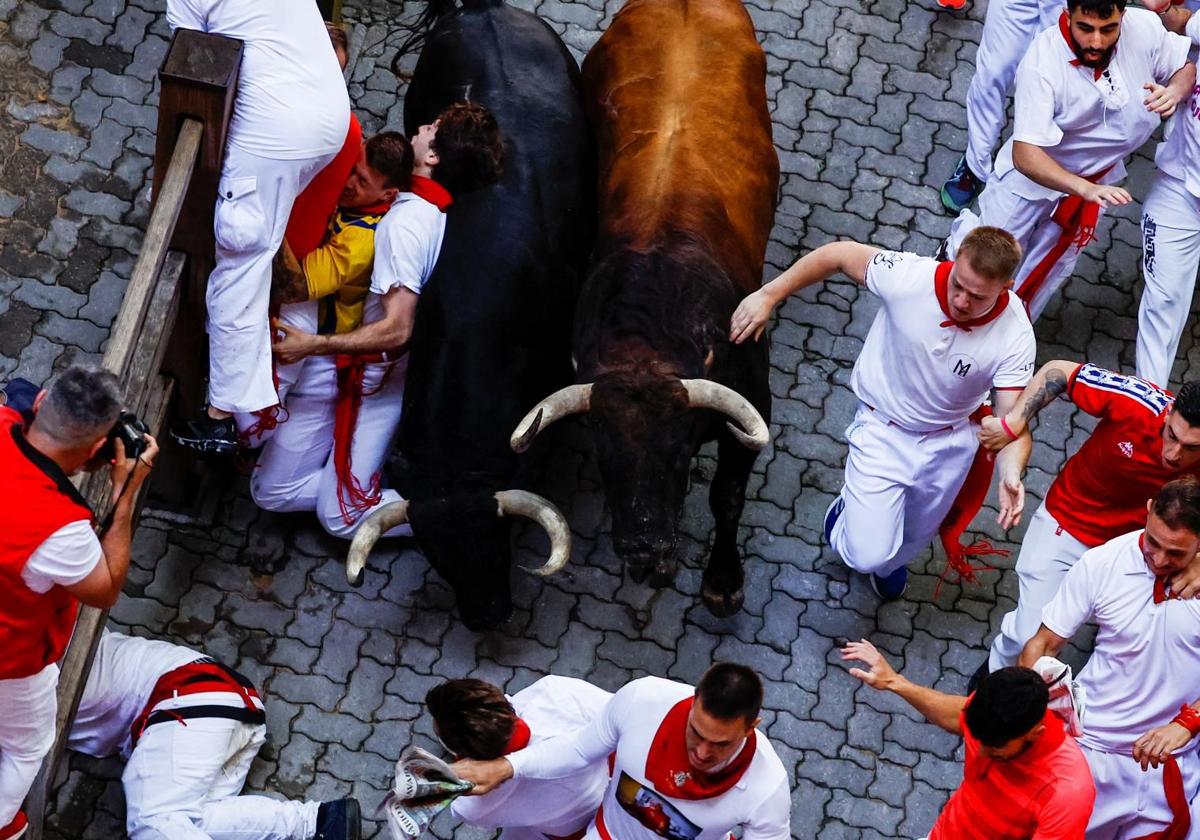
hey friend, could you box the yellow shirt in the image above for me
[304,207,386,335]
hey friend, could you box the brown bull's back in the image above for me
[582,0,779,291]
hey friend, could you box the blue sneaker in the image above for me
[940,155,983,213]
[823,495,845,545]
[870,566,908,601]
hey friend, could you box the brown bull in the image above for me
[512,0,780,616]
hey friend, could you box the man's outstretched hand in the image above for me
[840,639,901,692]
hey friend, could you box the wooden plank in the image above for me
[25,375,177,839]
[78,251,187,507]
[106,120,201,394]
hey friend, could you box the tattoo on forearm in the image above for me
[1021,369,1069,422]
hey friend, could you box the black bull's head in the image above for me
[510,371,768,579]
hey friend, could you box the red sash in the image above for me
[1133,755,1191,840]
[1015,166,1113,312]
[935,403,1010,595]
[130,661,262,747]
[331,353,391,525]
[644,698,755,800]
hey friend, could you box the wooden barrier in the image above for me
[24,30,241,838]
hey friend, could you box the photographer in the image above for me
[0,364,157,840]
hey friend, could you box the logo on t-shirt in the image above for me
[950,353,976,378]
[615,771,701,840]
[1118,441,1134,458]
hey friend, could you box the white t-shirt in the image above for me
[1154,14,1200,201]
[361,193,447,326]
[452,676,613,837]
[508,676,791,840]
[993,8,1192,201]
[165,0,349,161]
[1042,529,1200,755]
[68,631,206,759]
[22,519,101,594]
[849,251,1036,432]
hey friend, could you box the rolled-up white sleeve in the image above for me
[1012,56,1063,149]
[508,683,629,780]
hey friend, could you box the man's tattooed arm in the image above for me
[1008,361,1080,436]
[1020,367,1070,424]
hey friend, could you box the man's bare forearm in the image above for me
[886,676,967,735]
[1166,62,1197,101]
[1004,360,1078,435]
[311,319,409,356]
[1012,142,1097,198]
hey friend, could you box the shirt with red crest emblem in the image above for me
[1044,364,1200,547]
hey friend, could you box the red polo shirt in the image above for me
[929,709,1095,839]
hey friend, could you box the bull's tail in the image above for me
[392,0,503,75]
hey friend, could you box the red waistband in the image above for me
[130,661,262,747]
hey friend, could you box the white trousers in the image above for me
[234,300,320,445]
[123,717,318,840]
[832,404,978,577]
[0,664,57,825]
[1137,172,1200,388]
[1082,744,1200,839]
[965,0,1062,180]
[250,354,412,539]
[207,147,335,414]
[948,168,1106,320]
[988,501,1089,670]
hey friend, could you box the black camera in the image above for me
[99,411,150,462]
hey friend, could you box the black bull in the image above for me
[347,0,593,631]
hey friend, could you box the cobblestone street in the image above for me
[0,0,1188,836]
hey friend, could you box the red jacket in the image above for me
[0,407,94,679]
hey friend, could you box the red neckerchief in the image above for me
[342,199,394,217]
[1141,534,1182,604]
[965,707,1066,781]
[1059,11,1112,81]
[504,718,532,753]
[410,175,453,212]
[644,697,756,800]
[934,261,1009,332]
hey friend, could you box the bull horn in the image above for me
[509,384,592,453]
[681,379,770,450]
[494,490,571,576]
[345,500,411,586]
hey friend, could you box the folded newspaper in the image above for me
[381,746,474,840]
[1031,655,1087,737]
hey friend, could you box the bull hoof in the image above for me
[701,584,744,618]
[628,561,652,585]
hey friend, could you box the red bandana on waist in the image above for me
[644,697,756,800]
[504,718,532,753]
[410,175,453,212]
[934,261,1009,331]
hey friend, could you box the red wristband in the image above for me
[1173,705,1200,736]
[999,416,1018,441]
